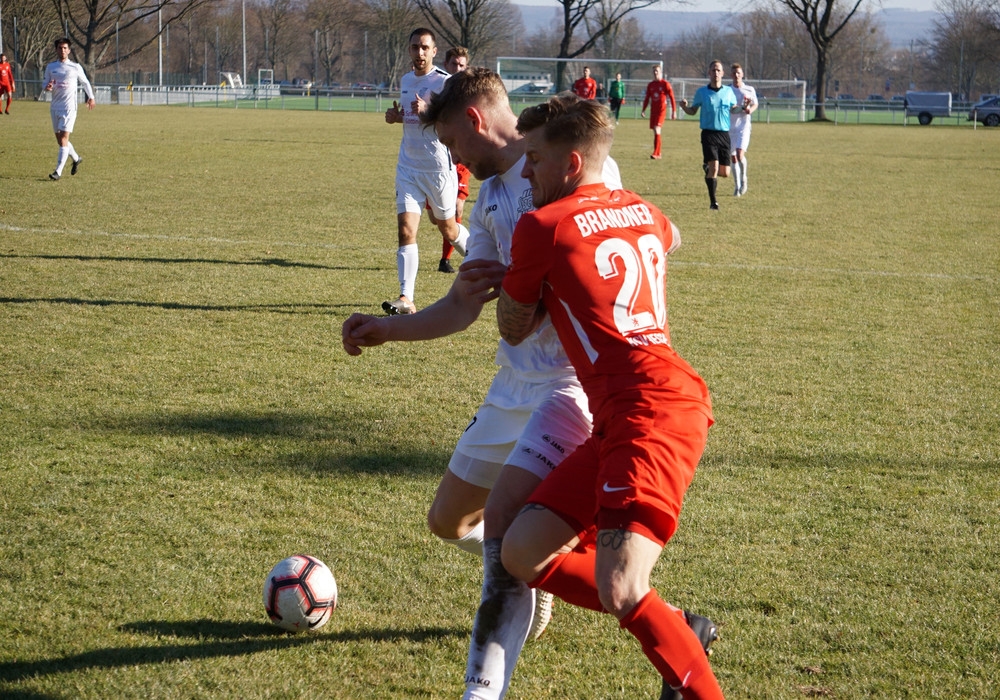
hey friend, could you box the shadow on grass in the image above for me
[0,620,463,683]
[100,410,453,477]
[0,296,358,314]
[0,252,384,272]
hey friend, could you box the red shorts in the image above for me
[0,84,12,96]
[457,164,471,201]
[649,107,666,128]
[527,389,710,547]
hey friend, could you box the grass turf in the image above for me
[0,101,997,698]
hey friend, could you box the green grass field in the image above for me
[1,101,998,699]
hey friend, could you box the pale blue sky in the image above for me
[516,0,940,13]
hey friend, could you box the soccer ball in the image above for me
[263,555,338,632]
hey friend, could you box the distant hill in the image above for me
[514,5,938,48]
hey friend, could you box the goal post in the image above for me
[496,56,662,96]
[496,57,807,121]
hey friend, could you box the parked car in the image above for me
[968,96,1000,127]
[905,91,951,125]
[351,82,377,91]
[866,94,886,102]
[509,82,552,95]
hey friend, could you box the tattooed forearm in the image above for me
[497,290,543,346]
[599,529,632,551]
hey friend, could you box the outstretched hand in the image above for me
[457,259,508,304]
[342,313,390,356]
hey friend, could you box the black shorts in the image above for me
[700,130,731,165]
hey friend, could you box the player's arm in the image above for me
[496,290,545,346]
[341,261,495,356]
[666,84,677,118]
[679,98,698,116]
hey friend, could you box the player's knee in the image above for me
[426,503,459,540]
[500,531,544,583]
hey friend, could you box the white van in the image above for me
[904,92,952,125]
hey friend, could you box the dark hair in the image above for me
[55,37,71,49]
[409,27,436,44]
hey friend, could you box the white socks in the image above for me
[55,146,69,176]
[463,538,533,700]
[731,160,742,195]
[397,244,418,301]
[740,156,748,191]
[453,224,470,257]
[442,521,484,557]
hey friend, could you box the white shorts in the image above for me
[448,367,592,489]
[396,165,457,220]
[51,109,78,134]
[729,125,751,153]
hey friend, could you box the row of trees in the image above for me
[4,0,998,117]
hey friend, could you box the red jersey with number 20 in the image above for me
[503,183,711,415]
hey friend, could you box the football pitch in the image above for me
[1,101,997,698]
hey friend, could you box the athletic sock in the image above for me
[705,177,717,205]
[731,160,742,194]
[398,243,418,301]
[463,538,533,700]
[740,156,748,189]
[67,143,79,163]
[654,134,662,156]
[620,590,724,699]
[528,545,603,613]
[56,146,69,175]
[452,224,470,257]
[441,520,484,557]
[442,238,454,261]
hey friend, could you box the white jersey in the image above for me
[397,67,452,172]
[43,59,94,115]
[729,82,758,134]
[467,154,623,381]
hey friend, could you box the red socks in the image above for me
[620,590,724,699]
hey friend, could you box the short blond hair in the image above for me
[515,92,614,161]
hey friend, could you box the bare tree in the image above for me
[306,0,362,85]
[411,0,521,59]
[929,0,1000,99]
[358,0,422,88]
[548,0,666,89]
[255,0,308,80]
[51,0,221,75]
[777,0,866,120]
[2,0,60,79]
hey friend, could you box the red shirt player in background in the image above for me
[640,65,676,160]
[572,66,597,100]
[438,46,471,273]
[496,93,724,700]
[0,53,15,115]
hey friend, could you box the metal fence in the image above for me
[19,81,990,127]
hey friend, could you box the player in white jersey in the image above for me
[42,38,95,181]
[381,28,470,316]
[729,63,758,197]
[345,67,618,699]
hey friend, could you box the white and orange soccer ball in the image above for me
[263,555,338,632]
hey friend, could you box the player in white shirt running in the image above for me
[42,38,95,181]
[344,67,621,700]
[729,63,758,197]
[382,28,470,315]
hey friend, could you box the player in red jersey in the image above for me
[496,93,724,700]
[0,53,15,114]
[641,65,676,159]
[439,46,472,273]
[572,66,597,100]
